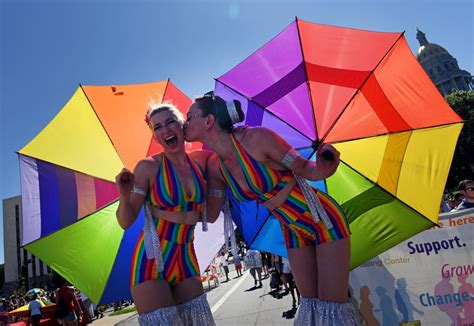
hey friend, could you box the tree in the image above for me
[444,90,474,191]
[0,264,4,291]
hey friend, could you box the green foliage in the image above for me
[444,90,474,191]
[108,306,137,316]
[0,264,4,289]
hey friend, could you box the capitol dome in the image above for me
[415,28,473,95]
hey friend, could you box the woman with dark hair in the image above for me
[116,104,215,325]
[184,94,356,325]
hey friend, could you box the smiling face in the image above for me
[149,109,184,153]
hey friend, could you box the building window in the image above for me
[444,63,452,71]
[437,66,442,73]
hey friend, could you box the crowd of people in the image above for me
[0,280,133,325]
[213,244,301,311]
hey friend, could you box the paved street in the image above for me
[95,269,297,326]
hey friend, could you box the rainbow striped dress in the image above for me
[219,133,350,248]
[130,154,205,287]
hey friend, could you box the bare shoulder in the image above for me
[134,154,161,177]
[189,149,212,161]
[207,153,224,180]
[238,127,278,141]
[189,149,213,168]
[238,126,279,146]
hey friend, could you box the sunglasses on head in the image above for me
[465,187,474,191]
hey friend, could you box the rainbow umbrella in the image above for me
[25,288,44,299]
[214,19,463,268]
[17,80,219,304]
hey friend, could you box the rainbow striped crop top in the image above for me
[148,154,206,212]
[219,133,293,202]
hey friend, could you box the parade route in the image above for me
[94,270,296,326]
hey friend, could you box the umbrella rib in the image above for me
[214,79,313,143]
[295,17,319,141]
[79,84,126,167]
[319,32,406,145]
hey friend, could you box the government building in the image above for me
[416,28,473,96]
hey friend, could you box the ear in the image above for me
[205,114,216,130]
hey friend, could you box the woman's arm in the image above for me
[257,128,340,181]
[115,159,150,229]
[205,155,227,223]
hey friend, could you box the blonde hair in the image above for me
[145,102,184,126]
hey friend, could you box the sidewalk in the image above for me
[92,311,137,325]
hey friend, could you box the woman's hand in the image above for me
[315,144,340,179]
[115,168,135,198]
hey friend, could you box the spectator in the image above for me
[28,294,43,326]
[233,254,243,277]
[245,249,263,287]
[78,292,93,323]
[55,281,81,326]
[278,256,300,308]
[453,193,465,208]
[261,252,271,278]
[441,194,454,212]
[270,254,283,293]
[220,252,230,282]
[454,180,474,210]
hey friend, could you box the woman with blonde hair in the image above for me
[116,103,215,325]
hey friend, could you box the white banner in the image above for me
[194,212,225,273]
[349,208,474,326]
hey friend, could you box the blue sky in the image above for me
[1,0,472,263]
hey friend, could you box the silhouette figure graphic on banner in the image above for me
[374,286,399,326]
[457,273,474,324]
[394,278,424,322]
[434,275,461,326]
[359,286,380,326]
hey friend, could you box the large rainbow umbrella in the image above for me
[214,19,463,267]
[17,80,224,304]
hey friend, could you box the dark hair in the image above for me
[458,179,473,191]
[194,92,244,132]
[454,192,464,200]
